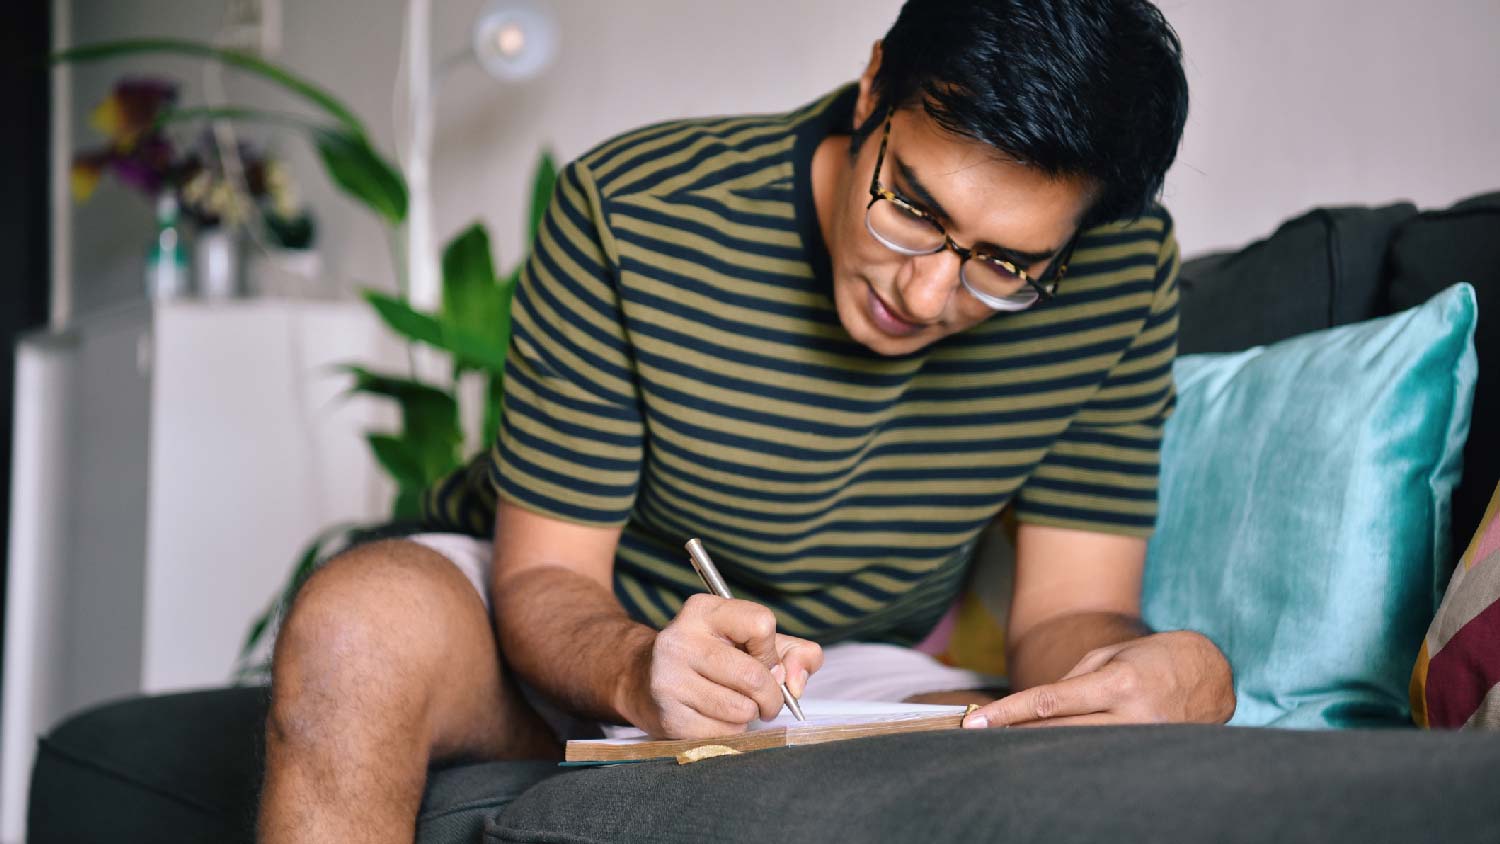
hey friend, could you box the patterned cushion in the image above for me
[1412,480,1500,728]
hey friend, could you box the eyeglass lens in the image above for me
[866,198,1040,307]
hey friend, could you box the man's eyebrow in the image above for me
[892,154,1059,265]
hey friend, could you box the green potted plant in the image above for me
[56,38,556,679]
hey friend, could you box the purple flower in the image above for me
[89,77,178,149]
[109,134,176,196]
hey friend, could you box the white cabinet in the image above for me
[2,299,406,836]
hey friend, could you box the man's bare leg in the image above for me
[258,539,559,844]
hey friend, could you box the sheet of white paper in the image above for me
[749,699,965,730]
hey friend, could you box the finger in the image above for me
[706,599,781,667]
[1059,642,1128,681]
[674,673,765,731]
[648,666,752,739]
[962,673,1115,728]
[775,635,823,698]
[690,641,784,720]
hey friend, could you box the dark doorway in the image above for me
[0,0,53,693]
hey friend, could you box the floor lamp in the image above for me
[404,0,559,311]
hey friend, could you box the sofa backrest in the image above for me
[1380,192,1500,570]
[1176,202,1417,354]
[1176,191,1499,570]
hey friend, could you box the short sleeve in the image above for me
[1013,216,1180,538]
[489,160,645,526]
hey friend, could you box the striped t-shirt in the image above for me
[423,85,1180,646]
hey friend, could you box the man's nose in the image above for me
[898,249,962,322]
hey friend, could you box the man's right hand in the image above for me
[620,593,823,739]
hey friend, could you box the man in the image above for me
[258,0,1234,839]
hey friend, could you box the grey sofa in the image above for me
[26,192,1500,843]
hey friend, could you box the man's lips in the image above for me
[867,286,926,337]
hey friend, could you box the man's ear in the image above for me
[853,40,884,129]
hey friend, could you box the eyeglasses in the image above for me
[865,116,1075,311]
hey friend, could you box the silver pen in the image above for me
[684,538,807,721]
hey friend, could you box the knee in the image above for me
[267,539,481,735]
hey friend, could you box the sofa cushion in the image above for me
[489,725,1500,843]
[418,760,566,843]
[1176,202,1416,355]
[28,687,270,843]
[1412,479,1500,728]
[26,686,562,844]
[1141,284,1477,727]
[1384,191,1500,563]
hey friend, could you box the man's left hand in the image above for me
[962,630,1235,729]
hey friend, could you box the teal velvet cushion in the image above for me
[1143,283,1478,728]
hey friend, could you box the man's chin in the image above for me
[844,313,931,357]
[864,330,923,357]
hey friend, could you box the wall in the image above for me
[65,0,1500,319]
[1164,0,1500,253]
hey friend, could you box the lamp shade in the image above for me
[471,0,558,82]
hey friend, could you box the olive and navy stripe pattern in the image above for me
[423,85,1180,645]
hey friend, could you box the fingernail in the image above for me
[771,664,786,683]
[798,668,809,691]
[963,714,988,729]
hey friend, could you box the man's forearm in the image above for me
[1008,611,1150,691]
[492,565,655,725]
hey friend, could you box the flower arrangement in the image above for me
[71,76,315,249]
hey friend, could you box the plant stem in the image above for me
[55,38,368,139]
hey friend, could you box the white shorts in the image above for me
[408,532,1005,740]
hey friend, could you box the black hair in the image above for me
[855,0,1189,229]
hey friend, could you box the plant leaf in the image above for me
[54,38,368,138]
[528,150,559,246]
[233,657,271,686]
[476,268,520,377]
[391,486,424,521]
[442,224,498,314]
[345,368,462,450]
[367,433,427,488]
[491,274,517,370]
[237,613,272,666]
[440,224,515,376]
[441,224,501,333]
[342,364,451,407]
[482,372,506,449]
[362,289,508,372]
[345,366,463,486]
[363,290,445,348]
[403,394,464,460]
[314,129,408,224]
[443,323,510,374]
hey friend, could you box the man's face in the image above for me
[821,61,1096,357]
